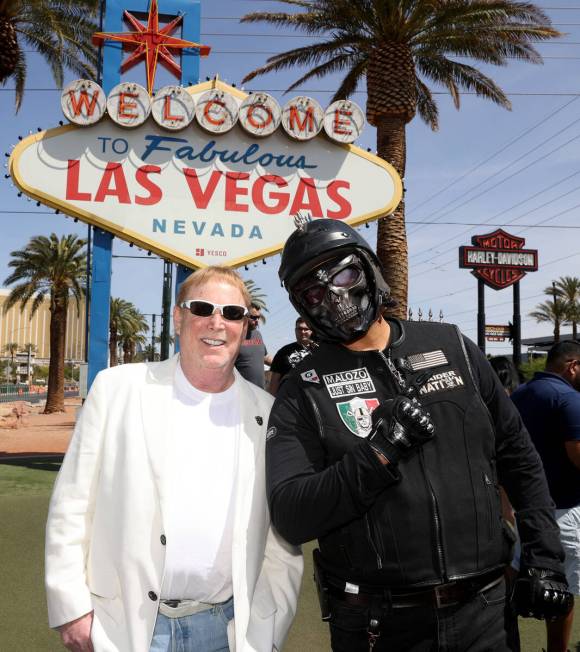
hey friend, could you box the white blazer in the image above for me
[45,356,303,651]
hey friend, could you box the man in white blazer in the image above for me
[45,266,303,652]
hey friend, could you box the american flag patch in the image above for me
[406,350,449,371]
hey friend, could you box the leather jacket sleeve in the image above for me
[463,336,565,574]
[266,377,399,546]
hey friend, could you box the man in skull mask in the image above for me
[267,217,572,651]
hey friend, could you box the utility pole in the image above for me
[552,281,560,343]
[160,262,173,360]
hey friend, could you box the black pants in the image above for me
[328,578,520,652]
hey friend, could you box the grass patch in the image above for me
[0,461,61,497]
[1,493,62,650]
[0,466,578,650]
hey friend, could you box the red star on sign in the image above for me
[92,0,210,95]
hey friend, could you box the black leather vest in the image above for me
[295,320,513,587]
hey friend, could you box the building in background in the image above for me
[0,289,86,369]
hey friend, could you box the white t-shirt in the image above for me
[161,362,240,602]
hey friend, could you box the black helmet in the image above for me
[279,219,392,343]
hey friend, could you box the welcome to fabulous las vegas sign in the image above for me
[9,78,402,268]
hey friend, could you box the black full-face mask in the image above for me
[291,252,377,343]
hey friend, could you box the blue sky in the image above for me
[2,0,580,357]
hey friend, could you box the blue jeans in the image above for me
[149,596,234,652]
[328,578,520,651]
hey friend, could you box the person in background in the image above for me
[269,317,317,395]
[489,356,523,396]
[235,303,272,389]
[267,217,572,652]
[45,266,302,652]
[512,341,580,652]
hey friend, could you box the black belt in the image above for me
[327,569,504,610]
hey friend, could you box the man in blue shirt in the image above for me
[512,341,580,652]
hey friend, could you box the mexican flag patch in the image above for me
[336,397,380,437]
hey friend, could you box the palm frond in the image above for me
[415,78,439,130]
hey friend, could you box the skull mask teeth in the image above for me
[294,253,373,333]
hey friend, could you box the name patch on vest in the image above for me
[323,367,376,398]
[419,369,464,395]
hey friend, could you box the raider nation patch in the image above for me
[336,397,380,437]
[419,369,464,396]
[323,367,376,398]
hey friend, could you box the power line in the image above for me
[409,188,580,279]
[407,95,579,235]
[411,112,580,245]
[22,47,580,59]
[4,87,580,96]
[409,129,580,266]
[2,209,580,230]
[409,171,580,270]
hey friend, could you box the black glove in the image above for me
[512,567,574,621]
[367,395,435,465]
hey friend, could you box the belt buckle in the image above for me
[434,581,459,608]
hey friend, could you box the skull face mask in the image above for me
[292,253,376,343]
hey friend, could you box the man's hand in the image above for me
[512,568,574,621]
[367,396,435,465]
[57,611,94,652]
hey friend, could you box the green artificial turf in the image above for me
[0,463,578,651]
[0,460,61,497]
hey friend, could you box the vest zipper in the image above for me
[420,450,447,580]
[365,513,383,569]
[379,349,447,581]
[483,472,495,540]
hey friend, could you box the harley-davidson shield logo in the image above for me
[336,397,380,437]
[458,229,538,291]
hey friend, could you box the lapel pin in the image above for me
[255,416,263,425]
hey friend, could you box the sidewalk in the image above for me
[0,399,79,457]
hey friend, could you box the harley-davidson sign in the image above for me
[459,229,538,290]
[9,79,402,269]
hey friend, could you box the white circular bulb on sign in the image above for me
[151,86,195,131]
[61,79,106,126]
[239,93,281,138]
[281,96,324,141]
[107,82,151,128]
[195,90,239,134]
[324,100,365,144]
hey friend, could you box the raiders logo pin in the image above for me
[301,369,320,384]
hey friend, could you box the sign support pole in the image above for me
[478,279,486,354]
[87,0,201,386]
[161,261,173,360]
[174,265,191,354]
[513,281,521,367]
[88,229,114,388]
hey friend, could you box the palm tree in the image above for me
[3,233,86,412]
[244,279,269,322]
[119,306,149,364]
[241,0,561,317]
[23,341,36,383]
[3,341,19,383]
[530,300,567,344]
[0,0,98,111]
[136,343,159,363]
[109,298,139,367]
[552,276,580,340]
